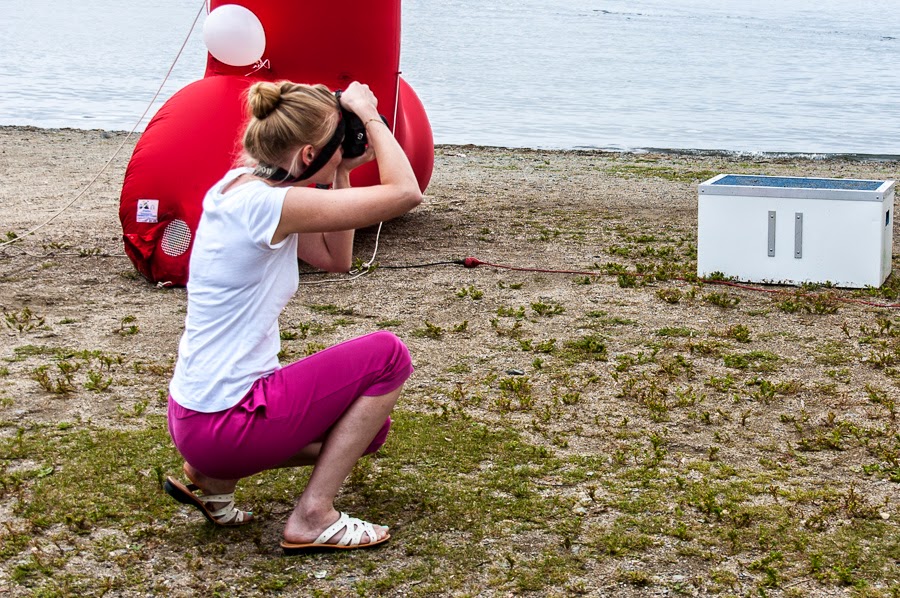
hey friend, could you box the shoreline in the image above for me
[4,124,898,164]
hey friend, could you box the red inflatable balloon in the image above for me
[120,0,433,287]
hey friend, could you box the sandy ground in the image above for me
[2,125,892,427]
[1,125,899,595]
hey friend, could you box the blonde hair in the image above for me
[242,81,339,171]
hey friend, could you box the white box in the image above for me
[697,174,895,288]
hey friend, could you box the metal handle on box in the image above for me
[767,211,776,257]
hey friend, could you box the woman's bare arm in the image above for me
[294,166,356,272]
[273,83,423,242]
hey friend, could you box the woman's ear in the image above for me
[300,144,315,166]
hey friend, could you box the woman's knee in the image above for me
[367,330,413,376]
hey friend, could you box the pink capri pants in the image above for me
[167,331,414,480]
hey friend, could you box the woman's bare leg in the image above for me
[182,463,254,522]
[181,387,396,531]
[282,386,402,545]
[180,443,323,523]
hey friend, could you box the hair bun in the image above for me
[248,82,282,119]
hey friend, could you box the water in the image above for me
[0,0,208,131]
[1,0,898,155]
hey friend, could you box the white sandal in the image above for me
[164,476,253,527]
[280,512,390,552]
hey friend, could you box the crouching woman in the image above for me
[163,80,422,551]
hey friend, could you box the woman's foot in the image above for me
[282,508,388,549]
[161,462,254,526]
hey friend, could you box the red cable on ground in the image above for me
[461,256,900,310]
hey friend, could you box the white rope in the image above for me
[298,268,374,286]
[351,221,384,274]
[0,0,207,249]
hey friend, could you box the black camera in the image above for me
[335,90,388,159]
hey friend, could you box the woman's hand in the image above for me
[338,145,376,175]
[338,82,380,122]
[334,146,374,189]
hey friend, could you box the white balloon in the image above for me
[203,5,266,67]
